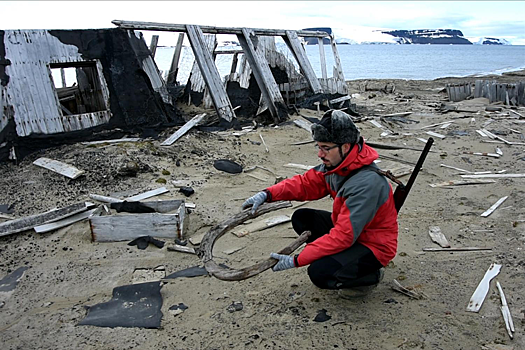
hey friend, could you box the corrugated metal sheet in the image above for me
[3,30,111,137]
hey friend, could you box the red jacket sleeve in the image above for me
[266,167,329,202]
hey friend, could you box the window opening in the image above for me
[50,62,107,115]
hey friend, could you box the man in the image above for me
[241,110,398,298]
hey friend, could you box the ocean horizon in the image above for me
[153,44,525,84]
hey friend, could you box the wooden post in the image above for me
[283,30,323,94]
[149,35,159,57]
[230,52,239,74]
[60,68,67,88]
[167,33,185,84]
[186,25,235,122]
[237,28,286,123]
[329,35,347,94]
[317,37,327,80]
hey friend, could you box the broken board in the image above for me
[466,263,501,312]
[33,157,85,179]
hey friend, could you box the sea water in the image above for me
[153,44,525,84]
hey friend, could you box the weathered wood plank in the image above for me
[167,33,185,84]
[237,28,286,123]
[33,157,85,179]
[34,208,98,233]
[0,202,91,237]
[283,30,323,93]
[317,37,328,80]
[90,213,180,242]
[429,179,496,187]
[160,113,207,146]
[481,196,508,217]
[467,263,501,312]
[112,20,330,38]
[126,187,169,202]
[186,25,235,122]
[149,35,159,57]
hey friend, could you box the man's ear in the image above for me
[341,143,353,154]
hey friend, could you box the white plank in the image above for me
[231,215,291,237]
[259,133,269,153]
[461,173,525,179]
[34,208,98,233]
[81,138,141,145]
[161,113,207,146]
[463,151,500,158]
[126,187,170,202]
[284,163,314,171]
[476,129,488,137]
[420,120,454,129]
[90,213,180,242]
[481,196,509,217]
[423,247,492,252]
[425,131,446,139]
[428,226,450,248]
[33,157,84,179]
[466,263,501,312]
[429,179,496,188]
[293,119,313,132]
[440,163,472,173]
[496,281,515,338]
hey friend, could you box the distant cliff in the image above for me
[475,37,511,45]
[381,29,472,45]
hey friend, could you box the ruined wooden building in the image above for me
[1,22,350,161]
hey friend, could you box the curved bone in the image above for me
[198,201,311,281]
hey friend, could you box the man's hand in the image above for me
[270,253,295,271]
[241,191,267,214]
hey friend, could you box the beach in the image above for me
[1,70,524,349]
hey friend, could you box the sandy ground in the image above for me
[1,71,525,350]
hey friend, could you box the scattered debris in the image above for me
[428,226,450,248]
[169,303,188,316]
[0,267,29,304]
[231,215,291,237]
[179,186,195,197]
[429,179,496,188]
[313,309,331,322]
[422,247,492,252]
[128,236,165,250]
[213,159,243,174]
[34,207,100,233]
[481,196,509,217]
[164,266,209,279]
[79,281,163,328]
[227,301,243,313]
[0,202,93,238]
[132,266,166,283]
[391,279,425,300]
[160,113,207,146]
[425,131,446,139]
[463,151,501,158]
[259,133,269,153]
[167,244,196,255]
[33,157,85,179]
[496,281,515,339]
[466,263,501,312]
[284,163,314,171]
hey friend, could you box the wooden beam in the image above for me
[167,33,185,84]
[230,52,239,74]
[34,208,98,233]
[90,213,180,242]
[329,35,347,93]
[237,28,286,123]
[0,202,92,237]
[161,113,207,146]
[317,37,327,80]
[112,20,330,38]
[186,25,235,122]
[283,30,323,93]
[149,35,159,57]
[60,68,67,88]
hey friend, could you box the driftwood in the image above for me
[198,201,311,281]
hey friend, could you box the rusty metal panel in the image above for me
[3,30,111,137]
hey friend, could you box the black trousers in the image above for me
[292,208,383,290]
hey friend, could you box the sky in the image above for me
[2,1,525,45]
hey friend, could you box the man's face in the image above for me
[316,142,343,168]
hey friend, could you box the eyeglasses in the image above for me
[315,144,339,153]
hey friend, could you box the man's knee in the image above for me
[307,259,341,290]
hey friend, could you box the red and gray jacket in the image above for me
[265,139,398,267]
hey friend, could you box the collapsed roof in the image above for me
[1,22,351,162]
